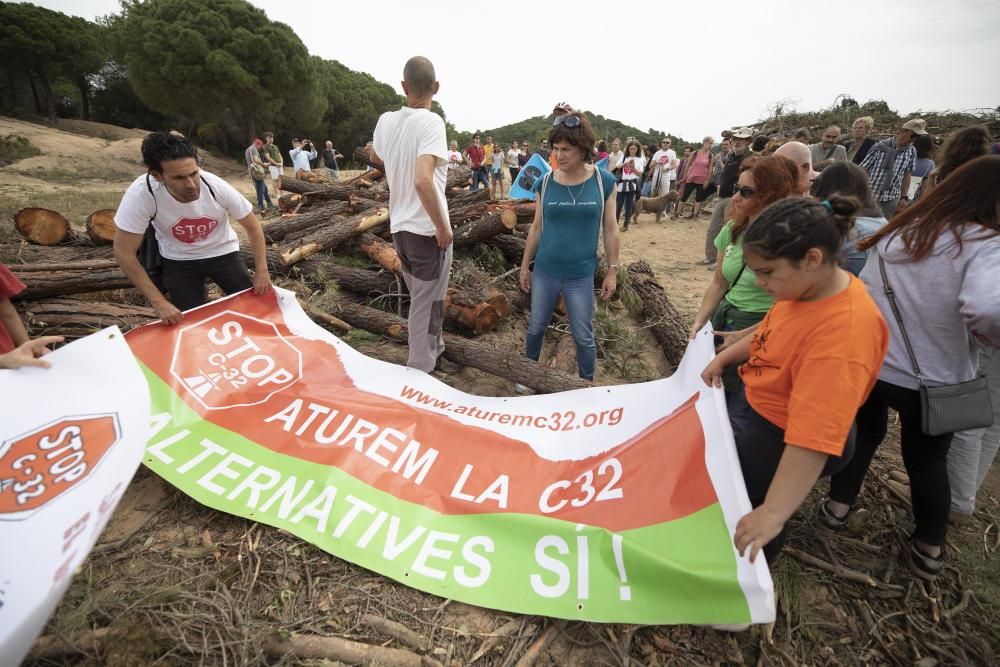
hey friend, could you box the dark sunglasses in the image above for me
[553,115,581,128]
[734,186,755,198]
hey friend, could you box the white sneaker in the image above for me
[513,383,532,395]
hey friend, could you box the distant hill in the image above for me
[452,112,692,151]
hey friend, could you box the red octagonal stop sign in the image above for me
[171,216,219,244]
[0,414,120,520]
[170,310,303,411]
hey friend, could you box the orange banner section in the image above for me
[127,292,717,532]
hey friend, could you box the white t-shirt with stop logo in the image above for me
[115,170,252,261]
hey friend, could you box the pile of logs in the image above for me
[5,156,689,393]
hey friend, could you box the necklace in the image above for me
[560,168,590,205]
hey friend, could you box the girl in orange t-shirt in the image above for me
[701,195,889,564]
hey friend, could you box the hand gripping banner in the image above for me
[126,289,775,625]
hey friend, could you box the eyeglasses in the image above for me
[661,141,670,145]
[553,115,582,128]
[734,186,755,198]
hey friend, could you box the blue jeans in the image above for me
[252,177,272,209]
[471,167,490,191]
[525,268,596,380]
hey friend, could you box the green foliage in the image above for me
[0,134,41,164]
[450,112,689,152]
[113,0,323,138]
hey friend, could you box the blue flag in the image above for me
[508,153,551,200]
[595,156,609,171]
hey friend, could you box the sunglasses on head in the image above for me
[734,186,755,198]
[553,115,581,128]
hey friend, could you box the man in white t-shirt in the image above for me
[651,137,679,219]
[112,132,272,325]
[370,56,453,374]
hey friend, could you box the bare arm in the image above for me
[900,172,912,203]
[0,297,29,347]
[734,446,829,563]
[414,154,452,249]
[690,260,730,336]
[369,145,384,170]
[235,212,273,294]
[519,191,545,293]
[599,183,620,300]
[113,228,182,324]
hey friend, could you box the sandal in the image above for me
[816,498,849,530]
[907,536,944,581]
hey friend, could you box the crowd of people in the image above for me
[242,134,345,210]
[2,55,998,626]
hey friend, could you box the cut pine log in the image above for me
[446,165,472,192]
[277,193,302,212]
[485,234,526,265]
[279,207,391,266]
[13,267,132,300]
[262,201,351,243]
[19,298,156,336]
[0,244,114,265]
[330,300,590,393]
[626,260,689,369]
[14,208,72,245]
[445,288,499,335]
[356,232,401,274]
[85,209,117,244]
[295,259,398,296]
[279,177,357,199]
[453,211,518,249]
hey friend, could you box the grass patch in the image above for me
[8,164,136,183]
[594,304,654,382]
[342,328,381,346]
[771,553,807,636]
[0,134,41,164]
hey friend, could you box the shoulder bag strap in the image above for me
[594,165,605,202]
[878,253,925,383]
[723,262,746,299]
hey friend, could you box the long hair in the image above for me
[858,155,1000,259]
[936,126,990,182]
[731,155,799,239]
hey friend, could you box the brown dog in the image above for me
[632,190,680,224]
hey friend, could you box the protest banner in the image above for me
[125,289,775,625]
[508,153,551,200]
[0,328,151,666]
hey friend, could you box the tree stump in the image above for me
[15,208,72,245]
[85,209,117,244]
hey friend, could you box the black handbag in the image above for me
[878,255,993,436]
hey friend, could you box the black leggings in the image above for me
[829,380,953,546]
[738,404,856,563]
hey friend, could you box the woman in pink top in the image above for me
[675,136,715,220]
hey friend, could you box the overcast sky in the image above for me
[30,0,1000,140]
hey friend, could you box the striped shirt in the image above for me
[860,138,916,202]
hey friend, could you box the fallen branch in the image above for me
[514,621,563,667]
[263,633,442,667]
[359,613,427,651]
[786,547,902,590]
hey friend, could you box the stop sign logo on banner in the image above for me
[170,216,219,244]
[0,414,121,519]
[169,310,303,410]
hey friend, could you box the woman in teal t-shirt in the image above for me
[690,155,798,431]
[518,113,619,386]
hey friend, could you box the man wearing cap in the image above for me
[700,127,753,268]
[860,119,924,218]
[809,126,848,172]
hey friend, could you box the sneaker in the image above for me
[513,383,532,395]
[705,264,716,271]
[907,536,944,581]
[816,498,848,531]
[434,355,462,374]
[695,259,714,266]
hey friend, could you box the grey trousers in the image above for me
[705,196,731,263]
[393,231,453,373]
[879,198,899,219]
[947,342,1000,514]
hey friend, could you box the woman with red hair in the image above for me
[689,155,799,433]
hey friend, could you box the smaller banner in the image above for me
[508,153,551,200]
[0,329,151,666]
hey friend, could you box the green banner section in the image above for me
[141,366,750,624]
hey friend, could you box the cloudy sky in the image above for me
[31,0,1000,140]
